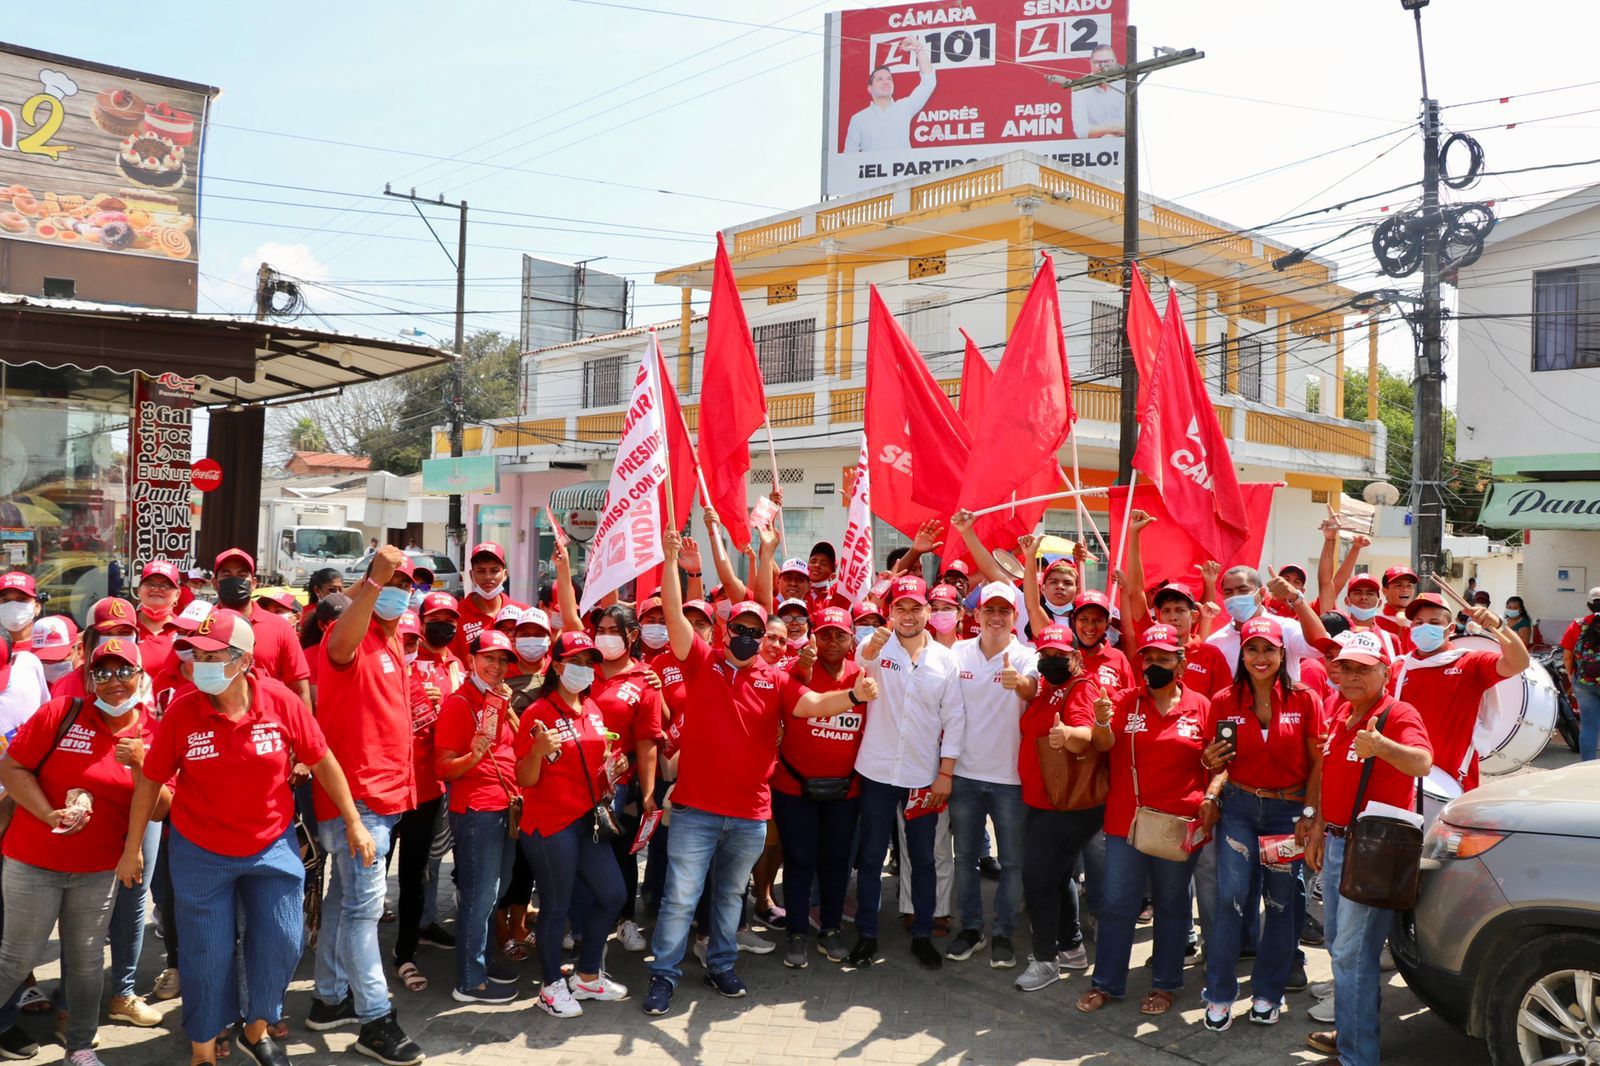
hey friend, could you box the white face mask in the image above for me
[855,626,877,645]
[595,634,628,661]
[475,581,505,599]
[640,624,669,650]
[559,662,594,692]
[404,650,419,665]
[95,692,140,717]
[0,602,35,632]
[515,636,550,662]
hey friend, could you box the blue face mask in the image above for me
[192,660,236,695]
[1348,604,1379,622]
[1044,600,1073,618]
[1410,622,1447,654]
[1224,594,1259,624]
[373,586,411,620]
[95,693,140,717]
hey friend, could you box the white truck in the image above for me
[259,498,366,587]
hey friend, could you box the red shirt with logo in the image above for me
[433,680,518,814]
[670,635,806,821]
[1018,678,1098,811]
[1392,648,1502,790]
[1129,617,1232,698]
[591,663,665,785]
[245,604,311,689]
[1319,696,1432,826]
[312,620,416,821]
[5,696,155,872]
[650,650,690,763]
[513,693,609,836]
[452,593,526,665]
[408,655,461,805]
[146,677,327,856]
[773,660,863,797]
[1204,682,1322,793]
[1103,686,1212,838]
[1080,642,1137,697]
[1376,609,1414,655]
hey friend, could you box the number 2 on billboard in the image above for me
[1015,15,1112,63]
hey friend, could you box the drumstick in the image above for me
[1428,573,1474,611]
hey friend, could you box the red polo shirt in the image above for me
[312,620,416,821]
[591,663,665,783]
[513,693,609,836]
[772,660,863,797]
[1018,677,1098,811]
[451,593,525,665]
[407,657,457,805]
[1080,642,1137,697]
[1205,682,1322,793]
[1392,647,1502,790]
[1319,696,1432,826]
[434,680,518,814]
[1103,686,1211,838]
[146,677,327,856]
[650,650,689,762]
[243,604,310,689]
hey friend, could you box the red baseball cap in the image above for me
[176,609,255,655]
[1278,563,1307,582]
[928,583,960,605]
[1240,616,1284,647]
[90,637,141,668]
[553,631,597,658]
[1348,573,1381,594]
[421,591,459,618]
[0,572,36,598]
[815,606,852,633]
[29,615,77,662]
[1404,592,1450,620]
[941,560,971,579]
[257,591,300,615]
[89,596,139,633]
[388,554,417,582]
[214,548,256,574]
[637,596,663,618]
[469,542,507,565]
[515,607,552,633]
[1137,623,1182,652]
[728,600,770,626]
[889,575,927,606]
[474,629,515,656]
[139,561,181,587]
[1334,630,1389,666]
[1035,624,1074,652]
[1383,566,1418,587]
[851,602,885,623]
[494,604,523,629]
[397,610,422,638]
[1073,590,1113,615]
[776,597,810,617]
[1152,583,1197,608]
[683,599,714,624]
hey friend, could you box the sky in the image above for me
[11,0,1600,399]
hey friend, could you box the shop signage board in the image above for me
[129,372,195,572]
[422,455,499,495]
[1481,481,1600,530]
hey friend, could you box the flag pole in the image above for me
[1107,470,1139,597]
[647,334,676,535]
[967,485,1109,518]
[1054,461,1112,562]
[656,344,726,558]
[762,415,787,557]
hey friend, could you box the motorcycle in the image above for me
[1532,646,1582,754]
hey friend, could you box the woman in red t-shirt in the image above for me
[0,638,163,1061]
[434,630,522,1005]
[1198,616,1324,1030]
[514,631,627,1019]
[1077,624,1226,1018]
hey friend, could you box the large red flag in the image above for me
[1132,286,1252,562]
[1126,266,1164,471]
[1108,482,1278,599]
[653,337,696,528]
[957,329,992,426]
[697,233,767,550]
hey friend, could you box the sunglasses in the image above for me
[728,624,765,640]
[90,663,141,684]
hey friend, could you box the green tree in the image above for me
[287,415,328,453]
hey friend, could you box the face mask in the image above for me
[783,635,807,651]
[1410,622,1447,654]
[559,662,594,692]
[192,660,236,695]
[42,661,72,683]
[475,581,505,599]
[515,636,550,662]
[1224,594,1259,624]
[728,633,761,661]
[812,578,834,591]
[1348,604,1379,622]
[1038,657,1073,685]
[1589,601,1600,614]
[409,591,427,610]
[640,624,669,650]
[928,610,958,634]
[855,626,877,645]
[1143,663,1177,690]
[595,634,628,661]
[216,577,252,607]
[1504,607,1520,618]
[95,692,141,717]
[141,601,173,622]
[373,586,411,620]
[716,600,733,620]
[0,602,35,632]
[423,621,457,648]
[1044,600,1073,618]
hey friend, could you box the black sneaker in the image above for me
[911,937,943,970]
[945,928,986,961]
[989,935,1016,969]
[304,994,358,1032]
[1299,914,1325,947]
[978,855,1002,880]
[417,923,456,949]
[841,936,880,972]
[485,958,520,985]
[817,928,848,964]
[1286,961,1309,993]
[451,983,517,1005]
[642,975,674,1016]
[703,969,748,998]
[236,1025,292,1066]
[0,1025,37,1061]
[783,934,809,970]
[354,1011,423,1065]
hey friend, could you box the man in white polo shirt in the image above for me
[946,583,1038,969]
[843,36,937,153]
[848,575,964,973]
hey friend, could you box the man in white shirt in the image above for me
[1207,565,1328,681]
[843,36,937,153]
[946,584,1038,969]
[1054,45,1125,138]
[848,575,963,973]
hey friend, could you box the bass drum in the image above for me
[1420,766,1462,828]
[1455,633,1559,776]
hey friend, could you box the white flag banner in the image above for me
[837,433,874,607]
[579,337,668,613]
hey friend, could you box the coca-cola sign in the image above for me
[129,371,194,573]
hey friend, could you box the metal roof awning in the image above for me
[0,293,454,405]
[548,481,609,512]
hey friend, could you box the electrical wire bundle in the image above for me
[1371,130,1496,278]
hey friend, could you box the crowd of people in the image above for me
[0,497,1558,1066]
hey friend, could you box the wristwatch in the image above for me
[1300,805,1317,820]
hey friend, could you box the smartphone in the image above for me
[1216,720,1238,746]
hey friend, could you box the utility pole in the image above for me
[1407,0,1445,580]
[385,184,469,567]
[1051,29,1202,483]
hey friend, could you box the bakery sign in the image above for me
[129,371,196,574]
[0,44,217,263]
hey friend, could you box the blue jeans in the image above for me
[1204,786,1302,1006]
[1324,835,1391,1066]
[109,819,161,998]
[1577,682,1600,761]
[855,776,937,938]
[771,790,860,937]
[1091,833,1198,998]
[647,805,766,986]
[315,805,399,1023]
[169,826,304,1043]
[448,808,515,992]
[948,777,1024,938]
[522,817,624,985]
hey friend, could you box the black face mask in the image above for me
[1143,663,1177,690]
[728,633,762,661]
[423,621,457,648]
[1590,601,1600,614]
[1038,657,1074,685]
[217,577,252,607]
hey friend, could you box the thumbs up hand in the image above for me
[1264,565,1296,603]
[1353,718,1386,760]
[1092,685,1114,726]
[1048,711,1071,750]
[797,635,818,670]
[999,651,1020,691]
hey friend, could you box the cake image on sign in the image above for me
[141,102,195,146]
[92,88,146,135]
[116,133,185,190]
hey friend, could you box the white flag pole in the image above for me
[762,415,787,558]
[966,485,1110,518]
[1107,470,1139,597]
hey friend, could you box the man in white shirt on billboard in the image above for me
[1048,44,1125,138]
[844,35,937,153]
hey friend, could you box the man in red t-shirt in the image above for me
[1376,566,1419,650]
[1561,586,1600,761]
[641,529,873,1017]
[209,548,311,709]
[1392,592,1527,790]
[451,542,526,665]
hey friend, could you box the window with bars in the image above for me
[1533,265,1600,370]
[1236,335,1264,402]
[582,355,624,407]
[752,318,816,384]
[1090,300,1121,378]
[903,297,950,361]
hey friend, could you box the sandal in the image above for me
[1076,988,1115,1013]
[398,962,428,993]
[267,1020,289,1040]
[215,1032,232,1059]
[501,939,529,962]
[18,982,49,1014]
[1140,989,1175,1016]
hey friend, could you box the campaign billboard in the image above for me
[822,0,1128,198]
[0,44,217,263]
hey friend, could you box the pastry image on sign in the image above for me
[117,132,185,189]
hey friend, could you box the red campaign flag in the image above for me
[1132,286,1252,562]
[653,338,697,528]
[1126,265,1164,472]
[696,233,768,551]
[1108,482,1278,600]
[957,329,992,427]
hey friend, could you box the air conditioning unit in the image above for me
[1372,505,1414,539]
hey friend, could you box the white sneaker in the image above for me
[1310,979,1335,1000]
[569,973,628,1002]
[1380,944,1396,972]
[737,929,775,955]
[561,931,575,951]
[538,980,583,1018]
[1309,995,1336,1024]
[1057,945,1089,971]
[617,920,647,952]
[67,1052,105,1066]
[692,936,708,968]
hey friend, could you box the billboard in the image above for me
[0,44,216,263]
[822,0,1127,198]
[521,255,633,352]
[128,371,196,574]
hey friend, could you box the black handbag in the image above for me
[779,752,852,803]
[1337,703,1424,911]
[570,717,621,844]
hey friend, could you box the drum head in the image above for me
[992,549,1025,582]
[1452,634,1558,775]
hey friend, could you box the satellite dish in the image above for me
[1439,548,1456,577]
[1363,481,1401,507]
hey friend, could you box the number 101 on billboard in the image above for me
[870,26,996,71]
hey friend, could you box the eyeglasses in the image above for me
[90,664,141,684]
[728,624,764,640]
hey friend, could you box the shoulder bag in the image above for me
[568,708,621,844]
[1337,701,1424,910]
[1034,679,1109,812]
[1126,695,1198,863]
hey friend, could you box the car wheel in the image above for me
[1487,932,1600,1066]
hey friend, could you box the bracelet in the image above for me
[1202,794,1220,806]
[363,576,383,593]
[937,771,953,780]
[683,569,702,576]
